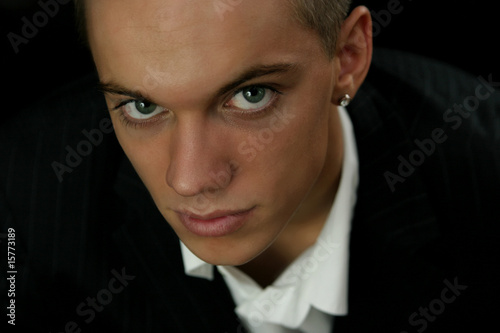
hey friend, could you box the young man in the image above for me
[1,0,499,332]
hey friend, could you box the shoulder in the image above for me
[352,48,500,219]
[0,71,119,184]
[0,72,114,169]
[0,71,124,283]
[356,48,500,166]
[372,48,499,125]
[0,70,125,216]
[345,50,500,331]
[364,48,500,128]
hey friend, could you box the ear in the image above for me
[332,6,373,104]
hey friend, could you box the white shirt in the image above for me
[180,106,359,333]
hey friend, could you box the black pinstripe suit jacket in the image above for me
[1,49,499,333]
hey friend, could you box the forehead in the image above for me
[86,0,325,101]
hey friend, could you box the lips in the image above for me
[176,207,255,237]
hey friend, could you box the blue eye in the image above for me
[135,101,159,115]
[242,87,267,104]
[122,100,165,120]
[228,86,276,111]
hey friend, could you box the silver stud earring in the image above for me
[338,94,352,107]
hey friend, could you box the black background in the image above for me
[0,0,498,122]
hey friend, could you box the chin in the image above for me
[189,235,268,266]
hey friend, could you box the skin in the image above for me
[86,0,372,286]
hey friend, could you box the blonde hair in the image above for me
[289,0,351,58]
[73,0,351,58]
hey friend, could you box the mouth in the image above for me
[175,207,255,237]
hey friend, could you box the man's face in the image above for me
[87,0,344,265]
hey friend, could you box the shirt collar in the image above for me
[180,240,214,280]
[180,106,359,330]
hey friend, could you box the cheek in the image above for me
[276,79,333,167]
[247,101,332,209]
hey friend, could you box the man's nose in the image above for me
[165,116,233,197]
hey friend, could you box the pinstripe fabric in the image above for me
[1,49,499,332]
[337,49,500,332]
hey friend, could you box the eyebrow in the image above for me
[97,62,298,102]
[216,63,298,96]
[97,82,147,100]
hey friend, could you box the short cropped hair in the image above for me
[73,0,351,59]
[289,0,352,58]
